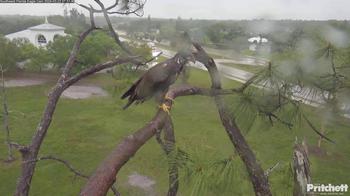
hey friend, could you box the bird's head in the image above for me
[173,31,197,64]
[176,48,196,64]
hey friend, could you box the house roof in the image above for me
[27,16,65,31]
[248,36,268,43]
[5,29,32,38]
[28,23,65,31]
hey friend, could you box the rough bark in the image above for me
[293,143,311,196]
[14,3,146,195]
[81,43,272,196]
[14,56,139,196]
[80,84,237,195]
[193,43,272,196]
[80,111,168,196]
[15,80,63,196]
[156,116,179,196]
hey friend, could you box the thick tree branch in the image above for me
[79,57,272,195]
[60,27,97,79]
[80,111,168,196]
[63,56,141,88]
[80,83,237,195]
[192,42,272,196]
[14,2,139,194]
[155,116,179,196]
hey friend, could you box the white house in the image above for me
[248,35,268,51]
[5,17,66,47]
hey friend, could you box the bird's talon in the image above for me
[164,94,174,102]
[159,103,171,114]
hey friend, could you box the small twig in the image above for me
[26,155,122,194]
[76,1,120,13]
[0,64,15,161]
[107,0,146,17]
[107,4,145,17]
[277,93,335,144]
[237,72,262,93]
[136,51,163,70]
[302,114,335,144]
[111,183,121,196]
[9,142,28,152]
[261,111,293,129]
[94,0,134,55]
[25,155,89,179]
[155,129,166,152]
[264,162,280,177]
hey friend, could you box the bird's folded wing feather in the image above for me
[146,61,172,84]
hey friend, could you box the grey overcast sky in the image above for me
[0,0,349,20]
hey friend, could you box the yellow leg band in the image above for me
[159,103,171,114]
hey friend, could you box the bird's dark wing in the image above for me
[120,62,169,109]
[120,57,172,100]
[120,77,144,110]
[145,60,173,83]
[121,58,181,109]
[121,77,142,99]
[133,61,173,98]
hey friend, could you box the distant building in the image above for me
[5,17,67,47]
[248,35,268,51]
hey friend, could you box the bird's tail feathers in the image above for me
[122,99,135,110]
[121,86,134,99]
[121,78,142,99]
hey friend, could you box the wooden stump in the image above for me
[293,142,311,196]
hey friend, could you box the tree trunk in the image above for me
[211,66,271,196]
[160,116,179,196]
[15,86,63,196]
[14,56,139,196]
[293,143,311,196]
[193,43,272,196]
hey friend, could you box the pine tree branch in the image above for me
[25,155,89,179]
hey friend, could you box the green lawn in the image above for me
[0,68,349,196]
[221,62,263,74]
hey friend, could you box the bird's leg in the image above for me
[159,103,171,115]
[164,93,174,102]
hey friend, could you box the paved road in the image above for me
[118,34,349,115]
[158,46,257,82]
[155,44,336,109]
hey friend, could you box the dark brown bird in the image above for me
[121,51,195,112]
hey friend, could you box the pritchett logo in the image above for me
[307,184,348,195]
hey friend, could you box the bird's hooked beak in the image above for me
[187,54,196,63]
[187,45,197,63]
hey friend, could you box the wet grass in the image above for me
[221,62,263,74]
[0,69,349,196]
